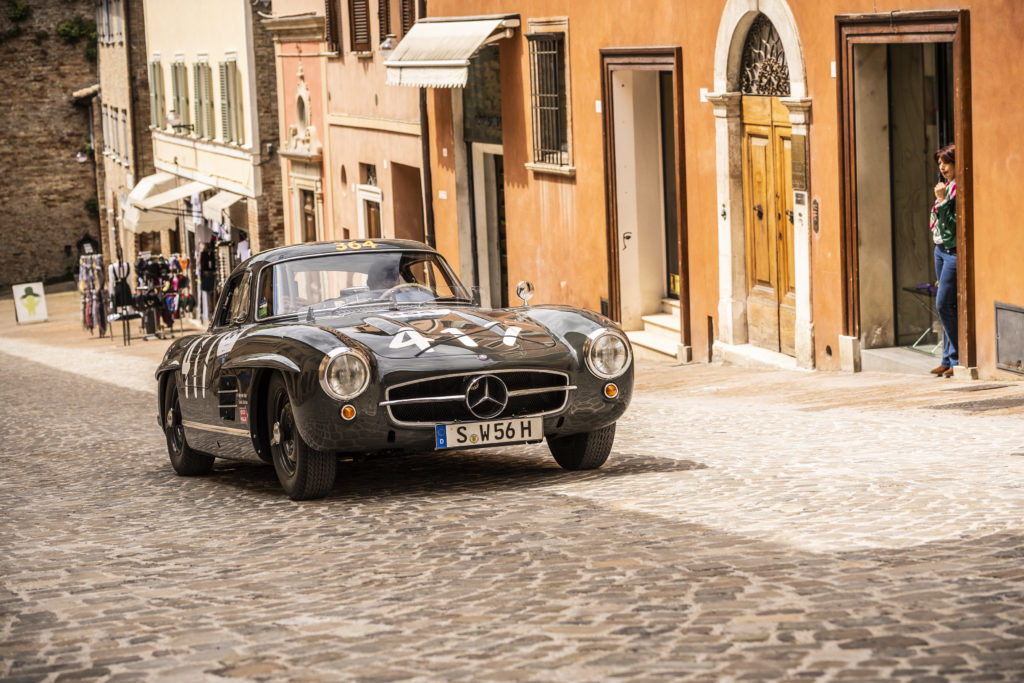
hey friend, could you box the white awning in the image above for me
[202,190,245,222]
[385,15,519,88]
[135,179,208,211]
[123,173,210,233]
[123,173,177,233]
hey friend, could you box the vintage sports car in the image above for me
[156,239,633,499]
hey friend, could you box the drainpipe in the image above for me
[417,0,435,247]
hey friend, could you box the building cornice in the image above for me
[262,14,325,42]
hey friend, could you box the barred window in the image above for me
[349,0,370,52]
[527,33,568,166]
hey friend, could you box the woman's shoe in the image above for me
[942,367,955,377]
[930,365,949,375]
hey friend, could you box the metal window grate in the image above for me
[528,33,568,165]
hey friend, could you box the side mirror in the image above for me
[515,281,534,307]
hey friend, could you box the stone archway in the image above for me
[708,0,813,368]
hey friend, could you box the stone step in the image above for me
[661,297,680,315]
[642,312,681,335]
[626,329,680,361]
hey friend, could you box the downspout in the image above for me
[417,0,435,247]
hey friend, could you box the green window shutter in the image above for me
[193,63,203,137]
[232,62,244,146]
[179,64,190,127]
[156,64,165,128]
[170,63,181,125]
[148,62,158,128]
[203,65,214,140]
[219,61,231,142]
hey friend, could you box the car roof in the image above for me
[242,239,437,270]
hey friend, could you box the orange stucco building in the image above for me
[385,0,1024,381]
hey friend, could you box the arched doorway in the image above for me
[708,0,812,367]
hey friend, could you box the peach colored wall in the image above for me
[278,40,328,244]
[426,0,1024,377]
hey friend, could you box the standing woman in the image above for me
[930,144,958,377]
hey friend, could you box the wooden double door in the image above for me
[742,96,795,356]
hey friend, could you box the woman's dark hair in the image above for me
[934,143,955,165]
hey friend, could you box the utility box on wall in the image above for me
[995,302,1024,375]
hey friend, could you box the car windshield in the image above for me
[256,248,472,319]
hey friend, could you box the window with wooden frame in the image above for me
[148,58,166,129]
[170,59,190,132]
[193,61,214,139]
[219,58,244,145]
[525,18,573,173]
[349,0,371,53]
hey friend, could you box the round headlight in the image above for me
[585,329,631,379]
[319,348,370,400]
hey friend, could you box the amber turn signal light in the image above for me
[603,383,619,399]
[340,404,357,421]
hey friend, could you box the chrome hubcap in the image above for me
[272,421,281,446]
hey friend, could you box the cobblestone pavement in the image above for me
[3,347,1024,681]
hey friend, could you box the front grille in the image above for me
[384,370,572,426]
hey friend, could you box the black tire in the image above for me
[163,376,215,476]
[266,374,336,500]
[547,423,616,471]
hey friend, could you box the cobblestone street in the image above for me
[3,333,1024,680]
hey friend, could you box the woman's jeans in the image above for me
[934,246,958,368]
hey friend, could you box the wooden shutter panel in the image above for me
[400,0,414,35]
[325,0,341,52]
[349,0,370,52]
[219,61,231,142]
[378,0,390,41]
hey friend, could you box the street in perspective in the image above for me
[3,289,1024,681]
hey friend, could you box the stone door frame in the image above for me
[707,0,813,368]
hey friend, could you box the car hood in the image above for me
[320,306,561,360]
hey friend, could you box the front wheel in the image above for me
[266,374,336,500]
[163,376,214,475]
[547,423,616,471]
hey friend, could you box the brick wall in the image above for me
[250,3,283,254]
[0,0,101,288]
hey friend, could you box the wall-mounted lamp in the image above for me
[380,34,396,59]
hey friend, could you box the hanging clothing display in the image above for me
[79,254,109,337]
[108,260,133,309]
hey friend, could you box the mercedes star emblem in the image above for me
[465,375,509,420]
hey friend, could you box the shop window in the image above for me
[526,19,573,173]
[219,58,244,145]
[349,0,371,52]
[193,61,214,139]
[148,58,166,130]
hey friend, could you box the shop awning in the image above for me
[202,190,245,222]
[123,173,209,232]
[384,15,519,88]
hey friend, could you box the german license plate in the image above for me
[435,417,543,450]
